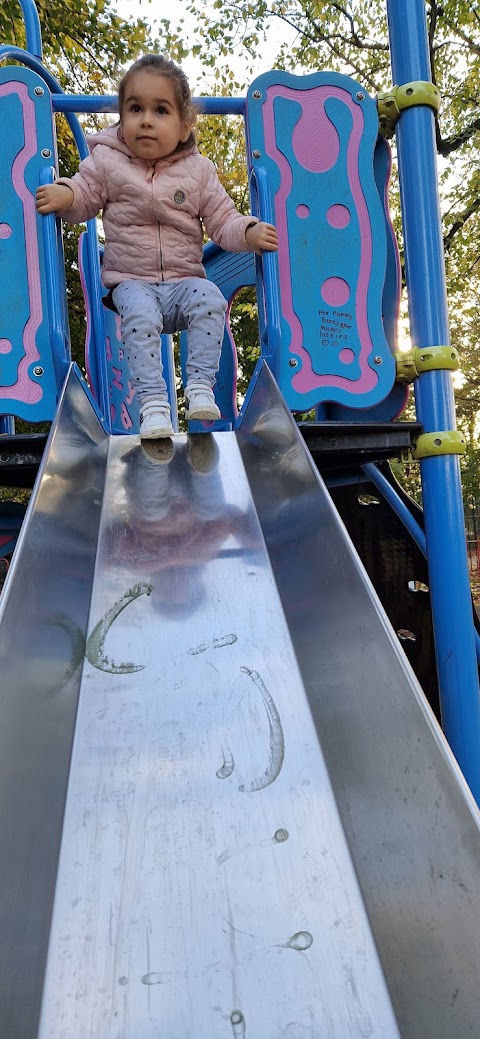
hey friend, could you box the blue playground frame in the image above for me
[1,0,479,804]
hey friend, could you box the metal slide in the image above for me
[1,364,480,1038]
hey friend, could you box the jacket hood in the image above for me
[86,124,197,170]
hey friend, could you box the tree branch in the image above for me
[62,30,110,76]
[441,15,480,55]
[266,12,385,91]
[427,0,438,86]
[444,196,480,252]
[437,116,480,156]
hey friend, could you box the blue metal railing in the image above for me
[363,462,480,668]
[16,0,42,58]
[38,166,70,388]
[52,94,246,116]
[249,166,282,368]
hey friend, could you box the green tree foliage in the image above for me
[1,0,152,92]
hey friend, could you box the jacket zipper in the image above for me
[150,175,164,281]
[157,222,165,281]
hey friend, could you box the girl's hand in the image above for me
[245,221,279,254]
[35,183,74,215]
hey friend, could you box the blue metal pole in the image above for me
[386,0,480,799]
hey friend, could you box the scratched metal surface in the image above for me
[0,368,108,1038]
[237,362,480,1039]
[37,431,399,1038]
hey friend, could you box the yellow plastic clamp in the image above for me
[377,81,440,138]
[395,349,418,383]
[395,345,459,383]
[412,430,466,460]
[415,344,459,373]
[377,90,400,138]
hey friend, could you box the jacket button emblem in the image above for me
[174,190,186,204]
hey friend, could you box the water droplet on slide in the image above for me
[285,931,313,951]
[141,972,163,985]
[230,1009,246,1036]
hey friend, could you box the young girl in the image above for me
[36,54,278,438]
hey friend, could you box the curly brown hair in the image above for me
[117,54,199,148]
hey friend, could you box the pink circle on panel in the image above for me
[0,223,12,239]
[296,204,310,219]
[339,348,355,364]
[0,339,12,354]
[327,204,350,229]
[321,277,350,307]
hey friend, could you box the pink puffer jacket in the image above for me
[58,126,257,288]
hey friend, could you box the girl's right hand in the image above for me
[35,183,74,215]
[245,221,279,254]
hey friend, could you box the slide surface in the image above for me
[0,365,479,1037]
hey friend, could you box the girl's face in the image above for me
[121,70,191,162]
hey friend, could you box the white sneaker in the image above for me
[139,400,174,439]
[185,382,221,422]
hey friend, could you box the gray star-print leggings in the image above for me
[112,277,227,407]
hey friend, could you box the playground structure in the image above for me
[1,0,480,1035]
